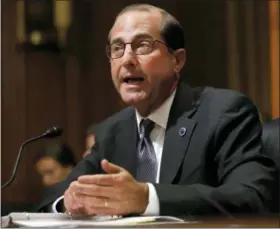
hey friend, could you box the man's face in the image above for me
[86,134,95,151]
[109,11,183,115]
[35,157,72,187]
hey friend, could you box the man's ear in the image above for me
[64,165,73,175]
[172,48,186,73]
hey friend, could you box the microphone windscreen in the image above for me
[44,126,63,138]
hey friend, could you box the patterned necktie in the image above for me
[136,119,158,183]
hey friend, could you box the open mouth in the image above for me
[123,77,144,84]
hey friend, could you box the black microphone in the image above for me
[1,126,63,189]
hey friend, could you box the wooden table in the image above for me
[134,215,280,228]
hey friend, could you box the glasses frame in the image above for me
[105,39,170,59]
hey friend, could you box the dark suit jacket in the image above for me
[262,118,280,169]
[37,83,277,217]
[262,118,280,213]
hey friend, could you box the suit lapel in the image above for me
[160,83,198,184]
[112,110,138,178]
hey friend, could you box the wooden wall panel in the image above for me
[64,55,84,160]
[269,0,279,119]
[226,0,241,91]
[24,52,67,201]
[226,0,271,119]
[1,0,27,203]
[255,1,270,119]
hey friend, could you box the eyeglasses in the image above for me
[106,39,168,59]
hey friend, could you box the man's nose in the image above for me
[43,176,51,186]
[121,44,137,66]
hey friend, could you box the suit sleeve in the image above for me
[36,148,101,212]
[154,95,277,217]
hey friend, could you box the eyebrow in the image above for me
[110,33,154,44]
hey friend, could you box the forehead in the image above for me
[36,157,58,169]
[110,11,162,42]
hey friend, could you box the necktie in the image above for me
[136,119,158,183]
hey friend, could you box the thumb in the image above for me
[101,159,123,174]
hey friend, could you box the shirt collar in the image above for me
[135,88,177,131]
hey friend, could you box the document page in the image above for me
[4,213,185,228]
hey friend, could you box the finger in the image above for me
[71,183,115,198]
[75,194,109,215]
[86,204,121,216]
[78,174,115,186]
[91,201,129,216]
[77,195,123,216]
[75,194,109,208]
[101,159,124,174]
[64,190,85,214]
[70,192,83,209]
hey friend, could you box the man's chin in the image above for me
[121,93,147,106]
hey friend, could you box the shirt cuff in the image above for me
[52,195,64,213]
[142,183,160,216]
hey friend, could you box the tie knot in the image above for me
[139,119,154,138]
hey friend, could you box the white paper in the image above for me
[7,213,184,228]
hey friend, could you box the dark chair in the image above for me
[262,117,280,213]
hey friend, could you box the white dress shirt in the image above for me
[135,89,176,215]
[52,89,177,215]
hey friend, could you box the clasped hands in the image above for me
[63,159,149,216]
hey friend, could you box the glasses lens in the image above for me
[133,40,153,55]
[109,43,125,59]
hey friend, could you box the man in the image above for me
[35,142,77,187]
[37,4,276,217]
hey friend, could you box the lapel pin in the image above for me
[179,127,187,136]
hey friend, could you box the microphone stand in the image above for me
[2,133,50,189]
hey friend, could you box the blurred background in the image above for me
[1,0,279,215]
